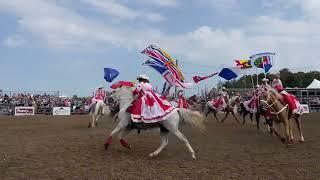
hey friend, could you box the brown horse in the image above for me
[259,90,304,145]
[203,96,241,123]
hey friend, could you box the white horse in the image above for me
[104,86,205,159]
[88,100,109,128]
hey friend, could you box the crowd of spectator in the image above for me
[0,92,92,115]
[1,90,320,114]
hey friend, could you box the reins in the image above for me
[260,91,288,119]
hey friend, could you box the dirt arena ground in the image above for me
[1,113,320,179]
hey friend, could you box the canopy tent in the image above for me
[306,79,320,89]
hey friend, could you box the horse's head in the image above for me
[114,86,134,106]
[229,95,241,106]
[259,90,277,110]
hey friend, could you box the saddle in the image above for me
[126,121,169,134]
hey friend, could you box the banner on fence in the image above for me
[52,107,71,116]
[300,104,309,114]
[15,107,35,116]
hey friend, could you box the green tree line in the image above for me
[221,68,320,89]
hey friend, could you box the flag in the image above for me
[193,72,218,83]
[235,59,252,69]
[141,45,189,88]
[218,68,239,80]
[250,52,275,71]
[262,55,273,73]
[104,67,120,82]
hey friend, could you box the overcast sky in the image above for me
[1,0,320,96]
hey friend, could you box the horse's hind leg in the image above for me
[173,129,196,159]
[250,113,254,124]
[294,116,304,143]
[149,130,169,157]
[255,113,260,131]
[242,111,248,125]
[163,122,196,159]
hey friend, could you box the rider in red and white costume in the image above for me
[91,85,106,114]
[177,90,191,109]
[127,74,176,123]
[271,74,302,114]
[243,85,260,113]
[208,87,229,111]
[261,78,271,91]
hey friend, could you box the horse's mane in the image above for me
[267,88,281,100]
[117,86,134,99]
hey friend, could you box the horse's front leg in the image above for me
[220,112,229,123]
[94,114,100,127]
[118,128,132,149]
[213,110,219,122]
[231,111,240,124]
[105,117,129,150]
[270,124,285,143]
[88,113,95,128]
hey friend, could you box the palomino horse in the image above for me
[88,100,109,128]
[203,96,241,123]
[259,90,304,145]
[104,86,205,159]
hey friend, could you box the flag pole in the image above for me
[256,68,259,86]
[174,59,178,98]
[244,71,247,93]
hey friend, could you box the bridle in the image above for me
[260,91,288,118]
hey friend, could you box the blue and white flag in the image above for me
[104,67,120,82]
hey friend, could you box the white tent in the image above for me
[306,79,320,89]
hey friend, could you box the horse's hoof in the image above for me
[120,140,132,149]
[299,140,304,144]
[286,143,293,148]
[104,143,109,150]
[192,154,197,159]
[280,138,286,143]
[149,153,156,157]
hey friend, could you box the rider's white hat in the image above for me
[137,74,149,80]
[262,78,269,82]
[222,87,226,90]
[98,85,103,89]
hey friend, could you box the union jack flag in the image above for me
[142,45,187,87]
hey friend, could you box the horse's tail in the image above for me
[178,108,206,132]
